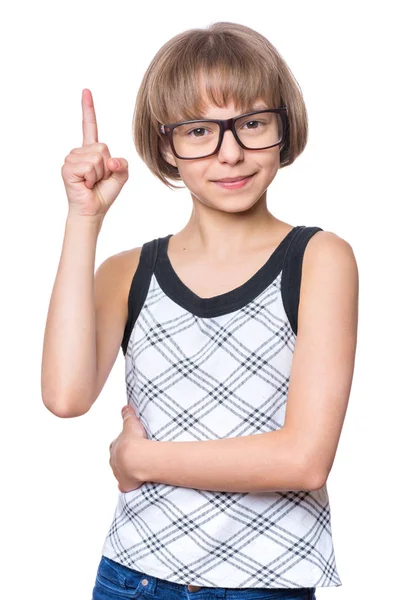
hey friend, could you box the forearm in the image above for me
[136,429,318,493]
[41,211,103,417]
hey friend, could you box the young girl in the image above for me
[42,21,358,600]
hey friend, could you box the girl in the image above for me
[42,21,358,600]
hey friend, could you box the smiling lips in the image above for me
[213,174,255,189]
[214,174,253,182]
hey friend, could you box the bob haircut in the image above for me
[133,22,308,190]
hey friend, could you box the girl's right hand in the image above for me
[61,88,129,218]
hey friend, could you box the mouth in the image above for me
[212,173,256,189]
[213,174,254,183]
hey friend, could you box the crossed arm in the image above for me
[112,232,359,494]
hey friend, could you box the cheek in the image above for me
[259,154,280,180]
[178,165,207,189]
[267,158,280,175]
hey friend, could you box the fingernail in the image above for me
[112,159,120,169]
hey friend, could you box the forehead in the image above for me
[192,99,269,120]
[161,68,279,125]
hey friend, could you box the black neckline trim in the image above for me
[154,225,302,318]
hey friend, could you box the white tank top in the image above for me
[101,224,342,589]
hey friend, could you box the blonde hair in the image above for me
[133,22,308,190]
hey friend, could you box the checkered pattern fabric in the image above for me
[101,226,342,589]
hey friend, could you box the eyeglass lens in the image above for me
[171,111,283,159]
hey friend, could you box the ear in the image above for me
[159,137,178,169]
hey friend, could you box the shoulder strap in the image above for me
[121,238,159,356]
[281,225,324,336]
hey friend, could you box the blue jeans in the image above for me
[92,556,317,599]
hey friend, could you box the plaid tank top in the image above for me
[101,224,342,589]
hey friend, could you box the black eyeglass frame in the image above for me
[159,107,289,160]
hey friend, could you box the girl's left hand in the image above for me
[109,405,148,493]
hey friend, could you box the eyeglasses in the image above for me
[159,107,288,160]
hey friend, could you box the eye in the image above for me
[186,127,209,137]
[242,120,263,129]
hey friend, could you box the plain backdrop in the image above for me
[1,1,404,599]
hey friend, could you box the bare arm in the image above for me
[41,216,141,417]
[41,213,101,417]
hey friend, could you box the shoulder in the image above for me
[302,229,358,274]
[96,246,142,284]
[94,246,143,315]
[299,229,359,328]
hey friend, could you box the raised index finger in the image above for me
[81,88,99,146]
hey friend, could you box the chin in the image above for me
[196,192,264,214]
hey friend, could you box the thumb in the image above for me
[122,405,140,426]
[107,157,129,183]
[121,405,147,438]
[92,157,129,207]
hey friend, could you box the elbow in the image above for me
[303,459,328,490]
[295,451,327,491]
[285,435,327,491]
[41,393,92,418]
[306,470,327,491]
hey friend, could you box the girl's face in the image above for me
[161,98,281,213]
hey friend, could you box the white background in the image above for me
[1,1,404,599]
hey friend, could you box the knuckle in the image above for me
[90,152,103,164]
[61,163,72,176]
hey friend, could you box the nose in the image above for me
[217,129,244,163]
